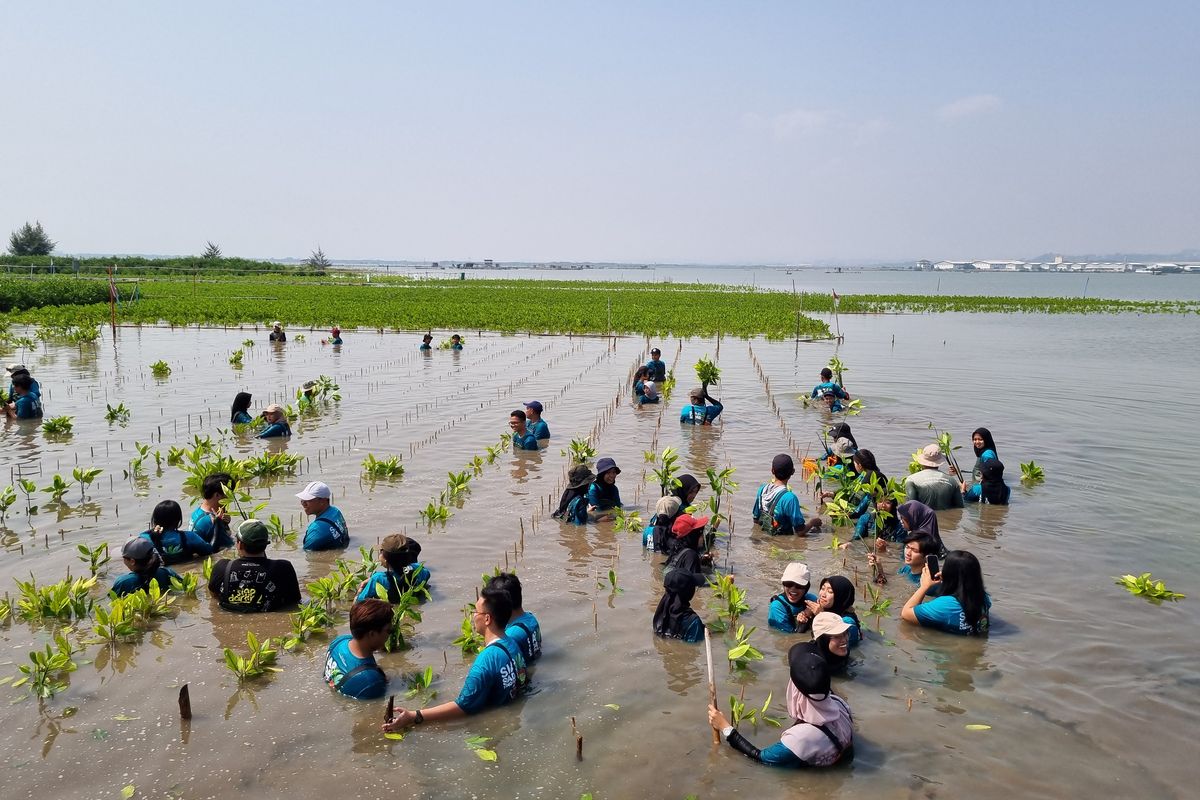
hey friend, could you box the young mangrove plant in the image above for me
[612,507,643,534]
[91,596,139,644]
[241,451,303,477]
[42,474,74,504]
[705,465,738,547]
[0,485,16,522]
[465,734,497,762]
[445,470,472,500]
[730,691,782,731]
[864,584,892,631]
[13,633,80,698]
[18,478,38,515]
[419,497,452,524]
[125,442,153,479]
[201,556,215,582]
[242,338,255,348]
[124,580,177,624]
[72,466,103,503]
[362,454,405,479]
[228,349,244,367]
[149,360,172,378]
[694,356,721,386]
[727,624,764,671]
[651,446,683,497]
[383,583,430,653]
[105,402,131,425]
[42,415,74,436]
[827,355,848,386]
[708,572,750,631]
[597,567,623,594]
[306,576,342,613]
[16,575,96,621]
[76,542,111,577]
[1114,573,1184,604]
[169,572,199,596]
[282,600,336,651]
[223,631,282,681]
[266,513,298,547]
[1021,461,1045,484]
[560,436,597,465]
[403,665,437,702]
[452,603,485,655]
[467,455,485,477]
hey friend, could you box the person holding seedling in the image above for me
[905,444,964,510]
[139,500,213,565]
[811,367,851,408]
[327,326,343,345]
[191,473,235,550]
[4,373,43,419]
[708,644,854,767]
[768,562,818,633]
[524,400,549,439]
[326,598,392,700]
[679,384,722,424]
[209,518,301,612]
[383,585,527,728]
[753,454,822,536]
[257,403,292,438]
[356,533,430,602]
[955,427,999,499]
[553,465,594,524]
[508,409,540,450]
[297,481,350,550]
[487,572,543,664]
[269,321,286,342]
[965,460,1010,505]
[112,536,180,596]
[869,533,942,596]
[586,457,623,520]
[645,347,667,382]
[5,364,40,399]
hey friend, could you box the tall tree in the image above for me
[307,246,331,270]
[8,221,56,256]
[202,241,222,259]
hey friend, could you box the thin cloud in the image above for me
[938,93,1002,120]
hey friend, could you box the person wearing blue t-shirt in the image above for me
[112,536,180,596]
[902,550,991,636]
[965,459,1010,505]
[488,572,542,663]
[325,599,391,700]
[680,384,722,425]
[807,576,862,647]
[871,533,943,599]
[768,562,819,633]
[328,326,343,345]
[645,348,667,382]
[230,392,254,425]
[191,473,236,550]
[257,404,291,438]
[653,568,707,643]
[752,455,823,536]
[384,586,527,731]
[356,534,431,602]
[419,333,434,351]
[450,334,464,350]
[811,368,851,404]
[297,481,349,550]
[957,428,1004,502]
[586,457,622,520]
[5,373,43,419]
[6,365,41,399]
[139,500,214,565]
[508,409,540,450]
[523,400,550,439]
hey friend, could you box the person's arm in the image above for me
[900,564,940,624]
[207,560,227,596]
[185,532,214,557]
[384,700,467,731]
[279,563,302,607]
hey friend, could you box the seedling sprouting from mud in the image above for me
[705,465,738,548]
[561,437,597,465]
[1114,573,1184,604]
[727,624,764,671]
[16,575,96,621]
[864,584,892,631]
[42,474,74,503]
[223,631,281,681]
[42,415,74,436]
[241,451,302,477]
[76,542,110,577]
[266,514,298,547]
[91,596,139,644]
[18,478,38,515]
[403,665,437,702]
[452,602,485,655]
[72,466,103,503]
[124,581,177,624]
[383,582,429,653]
[12,633,80,698]
[105,403,131,425]
[597,568,623,594]
[445,470,472,500]
[228,349,244,367]
[242,338,255,348]
[169,572,199,596]
[282,600,336,651]
[651,447,682,497]
[0,485,16,522]
[467,455,485,477]
[150,360,172,378]
[612,507,642,533]
[362,454,405,479]
[708,572,749,630]
[730,691,781,731]
[1021,461,1045,484]
[420,496,452,524]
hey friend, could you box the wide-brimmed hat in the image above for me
[915,444,946,468]
[671,513,709,538]
[781,562,811,587]
[831,437,856,458]
[812,611,851,640]
[595,457,621,476]
[567,465,595,489]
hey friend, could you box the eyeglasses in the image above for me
[781,582,802,590]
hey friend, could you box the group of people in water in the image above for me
[9,333,1014,769]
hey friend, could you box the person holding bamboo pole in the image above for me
[707,645,854,767]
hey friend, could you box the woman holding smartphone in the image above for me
[901,550,991,636]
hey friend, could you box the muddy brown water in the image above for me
[1,314,1197,800]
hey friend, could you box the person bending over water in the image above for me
[553,465,594,524]
[708,645,853,768]
[901,549,991,636]
[383,586,527,729]
[112,537,180,596]
[139,500,213,565]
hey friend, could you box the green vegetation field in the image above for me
[2,275,1197,339]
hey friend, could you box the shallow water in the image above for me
[1,314,1197,799]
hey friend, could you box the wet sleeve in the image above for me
[751,487,763,522]
[185,532,214,556]
[912,595,957,631]
[757,740,805,767]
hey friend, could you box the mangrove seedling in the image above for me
[597,568,623,594]
[123,580,177,624]
[201,556,215,582]
[705,465,739,546]
[241,451,303,477]
[1020,461,1045,484]
[223,631,281,681]
[560,436,597,465]
[307,576,342,612]
[465,734,497,762]
[708,572,750,628]
[362,454,405,479]
[242,338,255,348]
[828,534,842,557]
[694,356,721,386]
[0,485,16,522]
[282,600,336,651]
[91,596,139,644]
[13,633,80,698]
[452,603,485,655]
[42,474,74,504]
[149,360,172,378]
[16,575,97,621]
[651,447,682,497]
[18,478,39,515]
[728,624,764,671]
[612,507,642,534]
[827,355,848,386]
[228,349,244,367]
[105,403,131,424]
[76,542,111,577]
[383,582,429,653]
[467,455,485,477]
[445,470,472,500]
[403,665,437,702]
[42,415,74,436]
[420,498,452,524]
[125,442,153,479]
[730,691,781,731]
[266,513,298,547]
[72,466,103,503]
[1114,573,1184,604]
[169,572,199,596]
[864,584,892,630]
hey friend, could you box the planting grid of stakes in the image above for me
[0,318,1187,799]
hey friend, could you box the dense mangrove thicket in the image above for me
[0,277,110,312]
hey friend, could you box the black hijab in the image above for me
[827,423,857,450]
[898,500,944,553]
[791,637,849,675]
[230,391,252,423]
[979,460,1009,505]
[820,576,861,628]
[653,569,705,638]
[972,427,998,458]
[673,474,701,504]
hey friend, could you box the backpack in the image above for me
[757,487,795,535]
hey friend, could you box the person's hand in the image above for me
[960,481,968,492]
[867,553,878,567]
[804,599,821,616]
[708,704,729,731]
[874,537,888,552]
[382,708,417,732]
[919,564,941,590]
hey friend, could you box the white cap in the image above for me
[295,481,331,500]
[782,562,811,586]
[272,321,282,327]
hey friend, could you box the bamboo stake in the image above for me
[178,684,192,719]
[704,626,720,744]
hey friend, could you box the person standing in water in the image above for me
[524,401,549,439]
[420,333,434,351]
[269,321,286,343]
[646,348,667,382]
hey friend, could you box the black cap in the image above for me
[788,643,832,696]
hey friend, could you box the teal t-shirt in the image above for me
[456,638,526,714]
[912,594,990,635]
[324,634,386,699]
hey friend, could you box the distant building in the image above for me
[915,260,933,270]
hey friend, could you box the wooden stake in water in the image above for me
[178,684,192,719]
[704,626,720,744]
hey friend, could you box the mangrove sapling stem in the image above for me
[704,626,720,745]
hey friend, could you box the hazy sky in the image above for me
[3,2,1197,264]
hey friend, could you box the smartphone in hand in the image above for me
[925,554,940,579]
